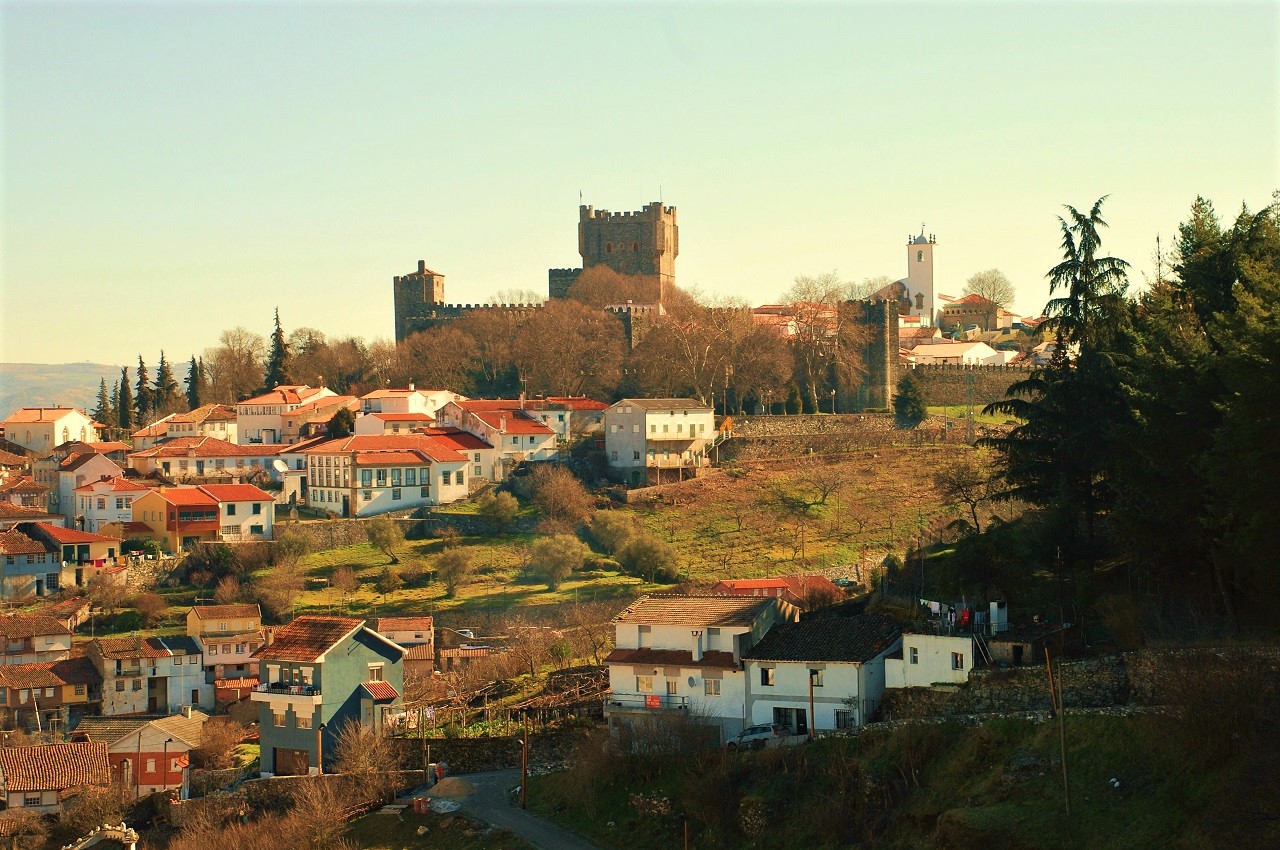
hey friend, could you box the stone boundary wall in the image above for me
[732,413,898,439]
[389,727,585,773]
[881,646,1280,720]
[912,363,1030,407]
[413,511,539,538]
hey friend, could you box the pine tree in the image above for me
[118,368,135,430]
[134,356,155,423]
[264,308,293,390]
[154,350,180,411]
[185,356,202,410]
[111,380,120,421]
[92,379,112,423]
[893,372,927,427]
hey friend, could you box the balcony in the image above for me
[250,682,322,704]
[604,693,690,712]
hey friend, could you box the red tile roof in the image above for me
[545,396,610,411]
[237,385,329,406]
[303,435,468,464]
[150,487,219,508]
[73,476,149,494]
[131,418,175,438]
[0,614,70,640]
[0,476,47,494]
[190,604,262,620]
[369,412,435,422]
[59,452,116,472]
[0,742,110,792]
[612,595,778,628]
[129,436,273,459]
[253,616,364,662]
[0,657,100,690]
[0,530,50,556]
[92,636,172,660]
[468,410,555,436]
[354,450,430,466]
[0,503,56,520]
[369,616,433,634]
[0,449,29,465]
[947,293,998,306]
[215,676,259,689]
[361,680,400,701]
[24,523,119,545]
[604,647,739,670]
[416,429,493,451]
[198,483,274,502]
[1,408,87,424]
[168,404,237,424]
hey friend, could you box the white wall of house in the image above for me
[75,483,137,532]
[2,410,96,453]
[306,456,469,517]
[744,643,901,732]
[884,634,974,688]
[604,402,716,483]
[3,632,72,666]
[3,789,61,812]
[59,456,124,525]
[217,499,274,541]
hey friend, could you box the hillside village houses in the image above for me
[252,615,406,777]
[73,709,209,795]
[906,340,1017,366]
[235,385,337,445]
[360,386,463,419]
[55,450,124,523]
[86,635,211,715]
[186,603,264,685]
[300,433,473,517]
[279,395,360,443]
[0,741,110,814]
[603,595,799,743]
[603,398,718,486]
[73,476,149,532]
[1,614,72,666]
[0,408,100,454]
[435,400,559,476]
[0,656,101,732]
[128,483,275,551]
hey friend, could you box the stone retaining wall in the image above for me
[389,727,587,773]
[912,364,1029,407]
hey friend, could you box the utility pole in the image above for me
[1044,648,1071,815]
[520,715,529,809]
[807,670,816,741]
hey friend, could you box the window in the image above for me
[97,498,106,510]
[296,713,312,729]
[650,424,656,433]
[24,795,40,807]
[376,469,387,486]
[666,680,678,696]
[809,669,824,688]
[273,711,286,727]
[635,675,653,692]
[75,685,85,695]
[633,451,641,460]
[835,709,853,729]
[474,466,482,476]
[457,471,464,485]
[116,497,125,509]
[392,488,401,500]
[252,503,262,515]
[909,647,919,664]
[222,644,231,654]
[760,668,775,687]
[250,524,263,534]
[952,652,965,671]
[115,681,125,692]
[146,759,156,773]
[368,664,384,681]
[235,643,245,653]
[360,469,372,487]
[420,486,429,498]
[611,451,618,461]
[442,471,451,485]
[363,490,373,501]
[227,504,237,516]
[704,679,721,696]
[132,679,142,691]
[391,469,402,486]
[406,468,416,486]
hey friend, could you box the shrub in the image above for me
[530,466,594,527]
[114,611,142,631]
[529,535,590,591]
[133,591,169,627]
[366,515,404,564]
[331,565,358,596]
[272,529,311,566]
[436,547,473,598]
[589,511,639,554]
[192,718,244,770]
[617,534,679,584]
[375,565,403,596]
[477,491,520,532]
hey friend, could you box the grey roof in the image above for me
[744,614,902,664]
[613,595,777,628]
[155,635,202,656]
[72,716,158,744]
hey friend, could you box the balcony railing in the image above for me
[255,682,320,697]
[604,693,690,711]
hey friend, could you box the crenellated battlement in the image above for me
[580,202,676,222]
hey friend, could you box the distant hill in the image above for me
[0,362,123,419]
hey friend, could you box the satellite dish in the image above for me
[271,459,289,473]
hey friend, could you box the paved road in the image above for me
[454,769,598,850]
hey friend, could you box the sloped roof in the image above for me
[302,434,468,464]
[190,604,261,620]
[129,436,271,459]
[198,484,274,502]
[0,449,29,466]
[744,614,902,664]
[0,530,51,556]
[612,399,709,411]
[467,410,555,436]
[73,476,148,494]
[169,404,237,424]
[0,504,56,521]
[92,636,171,660]
[253,616,364,662]
[0,614,70,640]
[612,595,776,628]
[0,742,110,792]
[1,409,86,424]
[152,709,209,747]
[237,385,328,406]
[369,616,433,634]
[360,680,400,701]
[0,476,47,495]
[24,523,120,545]
[354,451,430,466]
[604,647,738,670]
[72,716,156,744]
[0,657,99,690]
[149,488,218,508]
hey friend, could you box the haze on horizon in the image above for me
[2,1,1276,368]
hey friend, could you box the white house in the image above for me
[197,483,276,542]
[743,614,903,733]
[884,632,976,689]
[354,411,437,436]
[73,476,150,533]
[0,742,110,813]
[300,434,470,517]
[186,603,264,683]
[603,399,717,487]
[127,436,283,482]
[86,635,211,716]
[235,385,336,445]
[603,595,798,743]
[57,453,124,526]
[0,409,99,454]
[908,341,1004,366]
[435,401,557,479]
[162,404,239,443]
[360,386,464,418]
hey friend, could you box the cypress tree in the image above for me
[154,350,180,411]
[92,379,111,423]
[111,380,120,421]
[185,356,202,410]
[135,356,155,422]
[118,368,135,430]
[264,308,293,389]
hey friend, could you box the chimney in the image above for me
[519,392,525,410]
[691,630,703,662]
[418,260,426,273]
[182,705,193,718]
[499,414,507,431]
[408,382,415,392]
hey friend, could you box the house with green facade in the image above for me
[251,615,406,776]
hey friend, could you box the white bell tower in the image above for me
[905,226,936,325]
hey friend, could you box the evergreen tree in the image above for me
[185,356,202,410]
[327,406,355,438]
[154,350,180,411]
[111,380,120,421]
[893,372,927,427]
[134,356,155,422]
[92,379,112,423]
[118,368,135,430]
[264,308,293,389]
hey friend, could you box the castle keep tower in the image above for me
[548,201,678,303]
[393,260,446,342]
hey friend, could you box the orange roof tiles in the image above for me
[0,614,70,640]
[73,476,149,493]
[198,484,274,502]
[237,385,328,406]
[303,435,469,464]
[1,409,85,424]
[92,636,173,659]
[0,503,56,520]
[129,436,272,459]
[0,530,50,556]
[369,616,433,633]
[253,616,363,662]
[152,488,218,508]
[354,451,429,466]
[0,657,99,690]
[0,742,110,792]
[190,604,261,620]
[613,594,777,627]
[468,410,555,435]
[25,522,120,545]
[361,680,400,701]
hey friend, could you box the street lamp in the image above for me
[316,721,327,775]
[162,738,173,792]
[831,388,837,415]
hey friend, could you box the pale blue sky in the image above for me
[3,1,1276,366]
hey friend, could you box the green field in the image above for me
[927,405,1013,426]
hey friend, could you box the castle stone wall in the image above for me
[912,363,1031,407]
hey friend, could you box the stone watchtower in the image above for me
[393,260,446,342]
[548,202,678,303]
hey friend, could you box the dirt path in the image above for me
[453,769,598,850]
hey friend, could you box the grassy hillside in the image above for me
[528,710,1278,850]
[0,362,121,417]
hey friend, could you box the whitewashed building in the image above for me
[603,399,717,486]
[884,632,975,689]
[435,402,557,479]
[300,434,470,517]
[604,595,797,743]
[0,409,99,454]
[743,614,902,733]
[236,385,336,445]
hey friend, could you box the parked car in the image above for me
[726,723,786,750]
